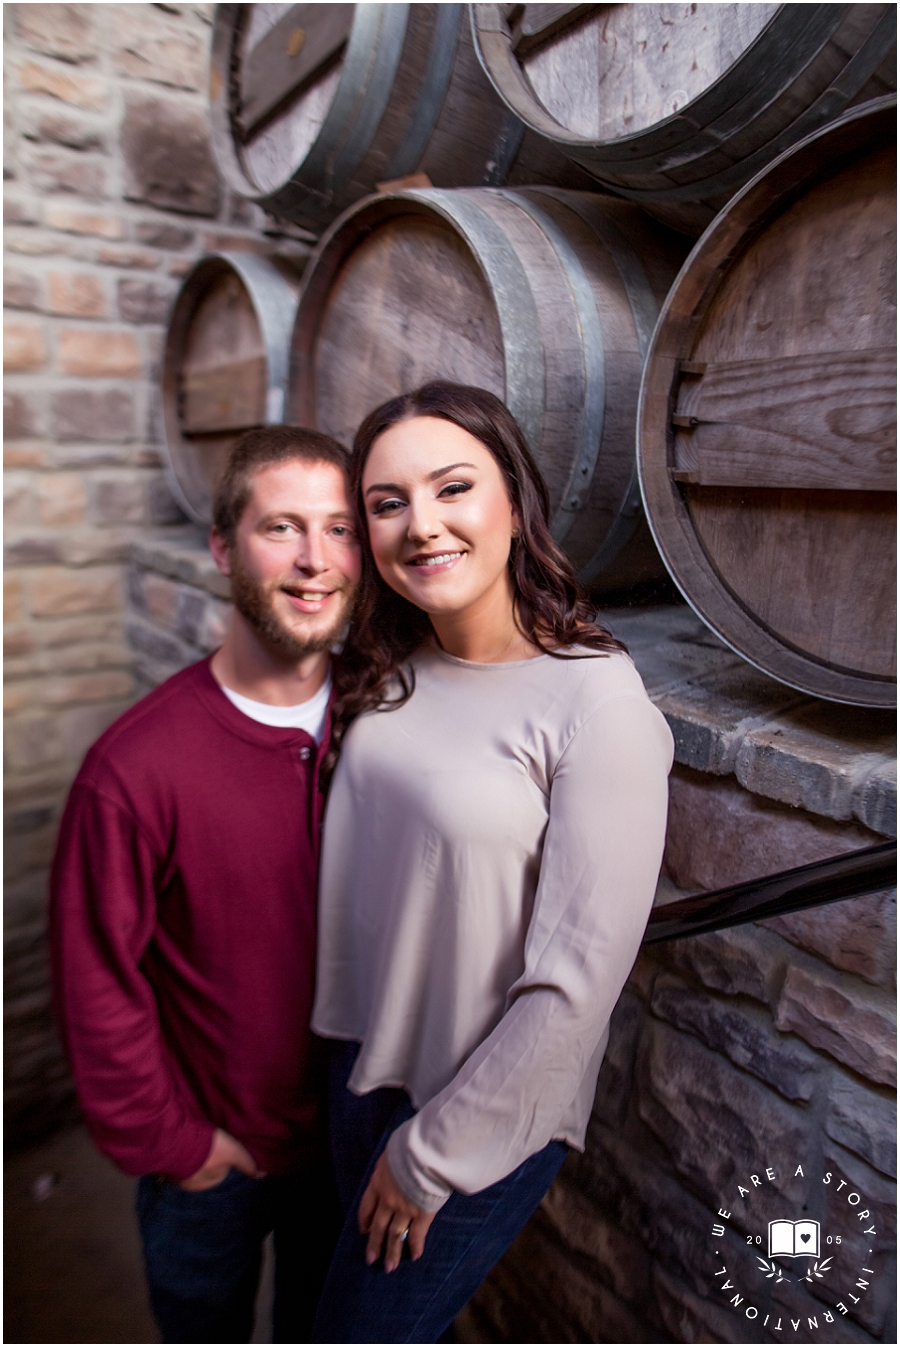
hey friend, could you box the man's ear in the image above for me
[209,528,232,577]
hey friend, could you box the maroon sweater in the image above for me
[50,658,327,1180]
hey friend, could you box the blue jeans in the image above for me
[136,1163,339,1343]
[312,1041,567,1344]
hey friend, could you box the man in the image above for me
[50,426,360,1343]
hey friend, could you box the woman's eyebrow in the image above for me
[427,461,477,482]
[364,463,477,496]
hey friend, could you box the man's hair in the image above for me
[212,425,351,545]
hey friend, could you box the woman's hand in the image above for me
[358,1151,436,1272]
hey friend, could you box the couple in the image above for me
[51,382,673,1344]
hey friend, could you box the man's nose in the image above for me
[294,531,327,574]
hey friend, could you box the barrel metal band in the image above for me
[531,191,660,581]
[498,190,606,546]
[385,4,462,181]
[406,189,546,457]
[296,4,409,193]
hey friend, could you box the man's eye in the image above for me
[331,526,355,539]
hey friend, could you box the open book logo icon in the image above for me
[768,1219,820,1258]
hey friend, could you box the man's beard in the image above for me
[229,556,354,661]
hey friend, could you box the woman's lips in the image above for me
[406,551,463,575]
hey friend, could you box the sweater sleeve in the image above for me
[386,692,673,1210]
[49,782,215,1179]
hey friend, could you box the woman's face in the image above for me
[362,416,519,622]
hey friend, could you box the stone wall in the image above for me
[3,3,308,1143]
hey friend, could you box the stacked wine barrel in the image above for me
[160,2,896,704]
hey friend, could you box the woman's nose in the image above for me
[406,498,441,544]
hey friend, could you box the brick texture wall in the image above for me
[2,1,305,1143]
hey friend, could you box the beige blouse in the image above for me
[312,646,673,1211]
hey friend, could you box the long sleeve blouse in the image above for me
[312,645,673,1211]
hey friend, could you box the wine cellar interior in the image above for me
[4,4,896,1343]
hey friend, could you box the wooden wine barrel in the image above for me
[471,3,896,236]
[163,253,301,523]
[638,97,896,707]
[288,187,689,587]
[208,3,592,235]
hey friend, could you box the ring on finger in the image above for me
[395,1225,410,1242]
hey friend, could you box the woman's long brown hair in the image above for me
[325,381,626,782]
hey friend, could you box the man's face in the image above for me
[222,459,361,660]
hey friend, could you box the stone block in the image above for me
[57,327,141,378]
[59,529,133,567]
[762,889,896,989]
[4,473,35,527]
[44,206,123,239]
[4,319,46,371]
[4,714,65,773]
[18,60,106,109]
[60,699,134,763]
[854,759,897,838]
[146,479,187,525]
[131,531,231,598]
[775,964,896,1087]
[37,613,123,649]
[653,1263,759,1344]
[95,244,161,270]
[4,627,36,658]
[36,671,135,707]
[652,663,806,776]
[5,228,86,258]
[4,389,43,439]
[5,574,26,624]
[541,1178,652,1305]
[50,387,135,441]
[121,94,221,217]
[4,192,41,226]
[117,277,173,324]
[29,566,121,618]
[47,270,106,318]
[4,267,40,309]
[125,616,195,671]
[663,764,879,893]
[129,569,179,627]
[20,108,105,151]
[636,1019,811,1216]
[13,4,96,62]
[736,702,896,825]
[650,972,821,1102]
[91,474,147,525]
[5,444,51,469]
[825,1073,897,1178]
[5,535,63,570]
[27,148,107,199]
[133,222,193,250]
[821,1141,897,1338]
[666,923,788,1007]
[37,473,88,527]
[592,989,645,1129]
[110,4,205,89]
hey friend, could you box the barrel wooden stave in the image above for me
[210,4,592,234]
[289,187,688,585]
[472,3,897,235]
[163,253,302,523]
[638,99,896,706]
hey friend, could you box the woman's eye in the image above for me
[371,498,404,516]
[439,481,472,498]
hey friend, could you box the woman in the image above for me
[312,382,673,1343]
